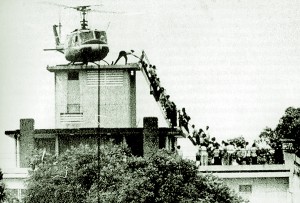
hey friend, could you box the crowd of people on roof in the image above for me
[188,125,285,167]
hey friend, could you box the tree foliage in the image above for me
[275,107,300,144]
[258,107,300,156]
[227,136,246,147]
[259,127,277,141]
[274,107,300,156]
[0,168,5,203]
[24,144,245,203]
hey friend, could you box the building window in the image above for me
[68,71,79,80]
[239,185,252,193]
[67,104,81,113]
[35,138,56,155]
[87,70,124,86]
[67,71,80,114]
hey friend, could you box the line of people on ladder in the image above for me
[139,52,192,130]
[113,49,192,132]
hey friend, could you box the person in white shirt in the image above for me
[200,144,208,166]
[226,142,236,165]
[245,142,251,165]
[205,126,210,140]
[191,124,198,138]
[176,145,183,158]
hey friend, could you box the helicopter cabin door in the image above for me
[95,31,107,44]
[72,33,80,47]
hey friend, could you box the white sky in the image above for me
[1,0,300,167]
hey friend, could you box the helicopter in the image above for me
[44,5,109,65]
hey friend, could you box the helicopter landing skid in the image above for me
[55,63,74,66]
[91,60,110,66]
[55,60,109,67]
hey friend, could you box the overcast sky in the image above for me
[1,0,300,167]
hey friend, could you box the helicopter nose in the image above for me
[102,47,109,54]
[81,47,93,59]
[81,47,92,53]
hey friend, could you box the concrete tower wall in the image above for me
[52,65,137,128]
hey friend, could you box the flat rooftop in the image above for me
[198,164,291,178]
[5,127,181,138]
[47,63,140,72]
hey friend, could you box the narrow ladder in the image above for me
[139,51,197,146]
[139,51,172,128]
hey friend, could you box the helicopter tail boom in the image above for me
[44,25,64,53]
[44,48,64,53]
[53,25,61,46]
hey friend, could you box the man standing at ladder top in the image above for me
[205,126,211,140]
[114,50,136,65]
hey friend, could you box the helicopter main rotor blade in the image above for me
[41,2,103,10]
[40,1,73,9]
[91,9,144,16]
[67,5,104,12]
[90,9,124,14]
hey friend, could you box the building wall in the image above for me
[224,177,289,203]
[54,68,136,128]
[2,168,28,202]
[19,119,35,167]
[291,156,300,202]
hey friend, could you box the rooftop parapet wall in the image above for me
[5,118,182,167]
[198,164,291,178]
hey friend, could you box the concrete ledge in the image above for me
[198,164,291,178]
[2,168,29,189]
[6,127,180,137]
[2,168,29,179]
[47,63,140,72]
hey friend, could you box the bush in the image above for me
[24,144,245,203]
[0,168,5,202]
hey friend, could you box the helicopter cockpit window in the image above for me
[79,31,94,42]
[95,31,107,43]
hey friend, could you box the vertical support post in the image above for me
[19,119,35,167]
[55,135,59,156]
[281,138,295,167]
[97,64,101,203]
[14,133,20,167]
[143,117,159,157]
[129,70,136,127]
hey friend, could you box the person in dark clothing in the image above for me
[182,108,190,133]
[165,100,177,128]
[178,110,183,127]
[156,86,164,102]
[165,96,172,118]
[114,50,134,65]
[152,78,161,101]
[141,60,148,69]
[250,143,258,165]
[148,65,157,81]
[274,142,284,164]
[195,129,203,145]
[213,144,222,165]
[160,94,169,108]
[170,102,177,127]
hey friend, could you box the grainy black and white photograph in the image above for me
[0,0,300,202]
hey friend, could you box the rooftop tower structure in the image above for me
[47,63,139,128]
